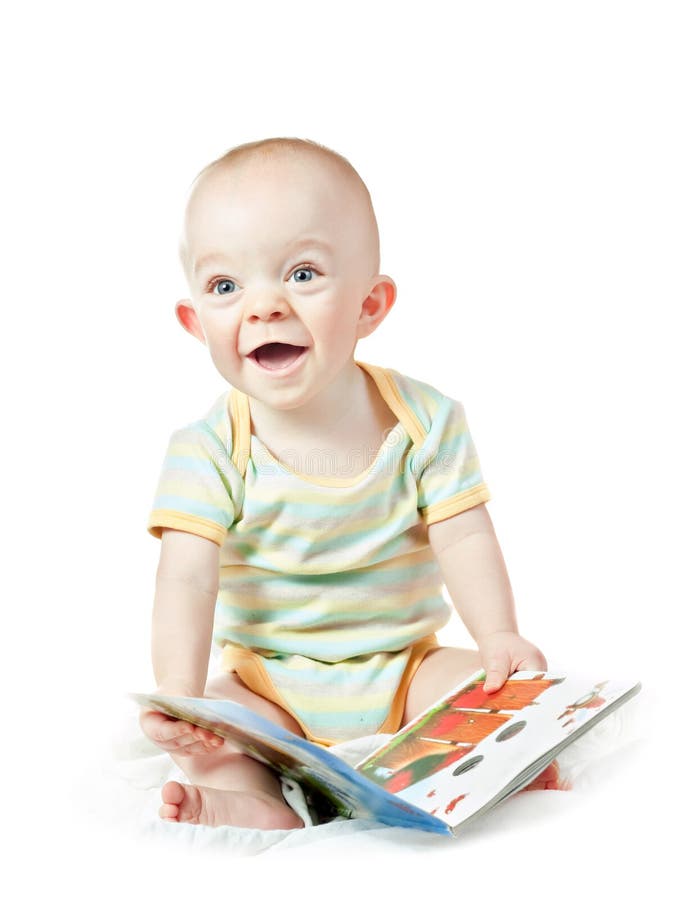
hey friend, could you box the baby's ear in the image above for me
[356,276,397,339]
[175,300,206,343]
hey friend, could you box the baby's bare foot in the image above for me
[159,780,304,830]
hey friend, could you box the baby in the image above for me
[139,137,560,830]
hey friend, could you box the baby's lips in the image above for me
[249,342,309,370]
[244,335,310,355]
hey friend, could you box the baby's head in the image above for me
[176,137,396,410]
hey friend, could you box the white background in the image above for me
[3,1,675,895]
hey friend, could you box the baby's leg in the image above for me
[401,646,568,790]
[159,671,305,829]
[400,646,482,727]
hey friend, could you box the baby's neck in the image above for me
[247,360,398,479]
[247,359,367,444]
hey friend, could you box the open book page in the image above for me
[355,670,641,832]
[130,692,449,834]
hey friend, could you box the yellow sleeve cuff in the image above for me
[419,483,491,526]
[147,510,227,545]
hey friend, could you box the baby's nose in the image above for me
[244,288,291,322]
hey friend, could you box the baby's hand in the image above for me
[477,631,548,694]
[139,700,225,756]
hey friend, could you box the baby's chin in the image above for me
[220,369,314,412]
[216,350,361,413]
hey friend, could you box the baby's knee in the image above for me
[401,645,482,726]
[205,671,305,738]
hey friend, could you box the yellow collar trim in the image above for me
[355,360,427,448]
[227,360,426,479]
[228,389,251,479]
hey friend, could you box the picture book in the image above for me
[130,669,640,835]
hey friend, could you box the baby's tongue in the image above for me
[255,342,305,370]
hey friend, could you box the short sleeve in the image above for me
[413,398,491,526]
[147,422,243,545]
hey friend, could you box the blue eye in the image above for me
[212,279,237,295]
[292,267,316,283]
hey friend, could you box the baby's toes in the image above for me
[159,781,185,820]
[162,781,185,803]
[159,781,204,824]
[159,802,179,821]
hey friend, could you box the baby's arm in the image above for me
[139,528,225,755]
[428,503,546,692]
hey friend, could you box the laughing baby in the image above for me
[139,137,560,829]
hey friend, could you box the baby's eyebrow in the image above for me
[193,252,231,277]
[284,237,334,256]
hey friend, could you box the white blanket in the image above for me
[78,691,651,861]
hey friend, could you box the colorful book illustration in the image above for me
[130,669,640,835]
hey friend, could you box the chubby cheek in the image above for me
[206,344,231,372]
[312,302,361,345]
[200,335,240,378]
[205,339,240,375]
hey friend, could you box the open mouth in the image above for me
[248,342,308,371]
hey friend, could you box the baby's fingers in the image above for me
[142,712,196,744]
[140,709,224,753]
[139,709,178,741]
[174,740,224,756]
[483,653,510,693]
[165,733,224,756]
[516,649,548,671]
[168,723,224,750]
[153,717,195,744]
[170,727,223,750]
[192,725,224,746]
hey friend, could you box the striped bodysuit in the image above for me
[148,361,490,746]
